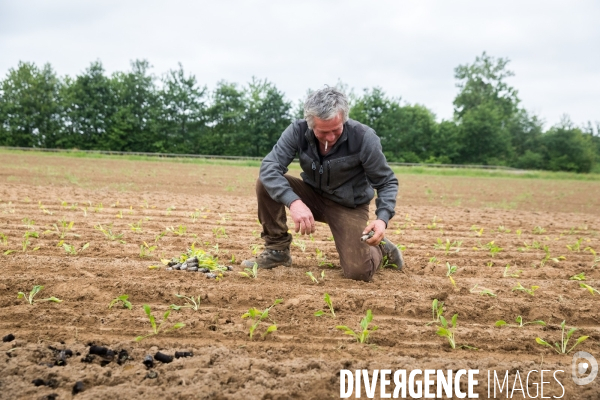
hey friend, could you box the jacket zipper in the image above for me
[319,164,323,190]
[326,160,331,188]
[312,161,316,183]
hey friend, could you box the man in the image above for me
[241,87,402,282]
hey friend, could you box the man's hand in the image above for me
[363,219,387,246]
[289,200,315,235]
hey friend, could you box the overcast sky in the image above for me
[1,0,599,128]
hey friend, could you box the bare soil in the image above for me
[0,152,599,399]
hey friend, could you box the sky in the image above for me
[1,0,599,129]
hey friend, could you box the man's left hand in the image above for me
[363,219,386,246]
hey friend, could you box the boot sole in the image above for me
[241,259,292,269]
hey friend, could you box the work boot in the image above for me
[379,237,404,270]
[241,248,292,269]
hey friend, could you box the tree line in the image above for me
[1,53,598,172]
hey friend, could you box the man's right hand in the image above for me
[289,200,315,235]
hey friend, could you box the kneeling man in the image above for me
[242,87,403,281]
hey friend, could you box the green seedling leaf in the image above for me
[579,283,600,295]
[495,320,507,327]
[570,273,586,281]
[336,310,377,344]
[306,271,319,284]
[135,304,184,341]
[537,321,588,354]
[314,310,325,317]
[241,299,282,340]
[109,294,132,310]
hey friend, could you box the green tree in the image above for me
[203,81,246,155]
[242,77,292,156]
[350,88,438,162]
[453,52,519,164]
[157,63,207,153]
[0,62,62,147]
[59,60,115,149]
[107,60,160,152]
[539,117,596,172]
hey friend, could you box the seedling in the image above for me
[154,230,167,243]
[108,294,132,310]
[94,202,103,213]
[512,282,539,296]
[249,244,263,255]
[336,309,378,344]
[428,256,438,264]
[0,232,7,245]
[44,218,77,239]
[533,226,546,235]
[165,206,176,216]
[18,285,62,305]
[116,210,122,219]
[470,225,484,237]
[128,219,144,233]
[314,293,336,318]
[239,262,258,278]
[435,314,476,350]
[446,262,457,287]
[538,245,565,268]
[579,283,600,296]
[569,273,586,281]
[292,240,306,252]
[426,299,444,326]
[189,210,201,222]
[139,242,157,258]
[426,216,439,230]
[169,294,201,311]
[516,229,522,238]
[497,226,511,233]
[485,241,502,258]
[306,271,319,284]
[315,248,333,267]
[503,264,522,278]
[58,240,89,255]
[518,241,542,251]
[495,316,546,328]
[212,226,227,238]
[241,299,282,340]
[434,238,462,255]
[470,284,496,297]
[22,231,40,252]
[536,320,588,354]
[217,213,231,225]
[134,304,185,341]
[566,238,584,252]
[38,201,53,215]
[94,224,125,243]
[22,218,35,229]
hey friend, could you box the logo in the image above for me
[572,351,598,386]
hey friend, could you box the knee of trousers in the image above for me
[341,260,375,282]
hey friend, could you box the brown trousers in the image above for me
[256,175,382,281]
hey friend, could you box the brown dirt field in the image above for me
[1,152,599,399]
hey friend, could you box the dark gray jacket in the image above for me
[259,118,398,225]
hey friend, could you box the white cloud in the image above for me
[1,0,598,126]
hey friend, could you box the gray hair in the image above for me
[303,87,349,129]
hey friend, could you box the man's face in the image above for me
[312,113,344,148]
